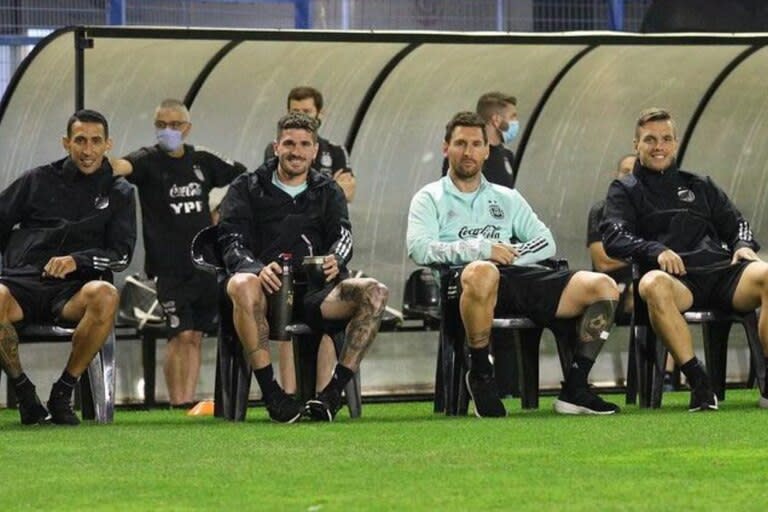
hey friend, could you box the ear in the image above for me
[61,136,70,152]
[182,122,192,139]
[442,140,449,156]
[105,137,113,153]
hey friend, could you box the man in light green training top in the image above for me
[407,111,620,418]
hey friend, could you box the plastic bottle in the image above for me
[268,253,294,340]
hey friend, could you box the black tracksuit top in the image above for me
[0,157,136,279]
[218,159,352,276]
[602,162,759,269]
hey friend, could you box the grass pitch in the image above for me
[2,390,768,511]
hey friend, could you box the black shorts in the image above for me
[493,266,575,325]
[0,275,85,324]
[296,279,348,335]
[156,271,219,337]
[678,261,753,310]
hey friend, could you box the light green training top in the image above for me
[407,175,555,266]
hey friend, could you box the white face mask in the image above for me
[156,128,183,152]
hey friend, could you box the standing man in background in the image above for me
[113,99,246,409]
[264,86,355,396]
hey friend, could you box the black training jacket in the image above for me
[601,162,758,269]
[0,157,136,279]
[218,159,352,276]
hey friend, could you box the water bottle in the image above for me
[268,253,294,340]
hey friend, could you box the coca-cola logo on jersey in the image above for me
[458,225,501,239]
[169,182,202,198]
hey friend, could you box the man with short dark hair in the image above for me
[264,86,354,202]
[220,112,388,423]
[603,107,768,411]
[264,86,355,396]
[409,111,620,418]
[441,91,519,188]
[0,109,136,425]
[112,98,246,408]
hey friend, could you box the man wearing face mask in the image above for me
[112,98,246,409]
[441,91,519,189]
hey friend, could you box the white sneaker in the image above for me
[759,395,768,409]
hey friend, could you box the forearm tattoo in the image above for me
[339,281,387,369]
[467,329,491,348]
[578,300,618,359]
[0,322,22,378]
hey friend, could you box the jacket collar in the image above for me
[255,158,332,190]
[442,173,489,199]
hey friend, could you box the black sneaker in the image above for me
[265,389,302,424]
[305,386,342,422]
[18,392,52,425]
[465,371,507,418]
[47,396,81,426]
[554,384,620,415]
[688,384,718,412]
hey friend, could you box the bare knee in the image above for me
[638,271,676,305]
[170,330,202,347]
[0,285,16,320]
[226,273,264,308]
[587,273,620,302]
[460,261,499,301]
[82,281,118,317]
[365,279,389,312]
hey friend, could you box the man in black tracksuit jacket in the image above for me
[0,109,136,426]
[219,112,388,423]
[602,107,768,412]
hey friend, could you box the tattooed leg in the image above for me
[0,322,22,378]
[330,279,389,372]
[459,262,499,350]
[577,299,618,360]
[227,273,271,369]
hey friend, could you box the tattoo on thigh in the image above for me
[0,322,22,377]
[339,282,365,304]
[579,300,617,343]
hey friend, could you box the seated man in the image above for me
[407,111,620,417]
[603,107,768,412]
[219,112,388,423]
[0,109,136,425]
[586,154,636,320]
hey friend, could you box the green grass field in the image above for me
[2,390,768,511]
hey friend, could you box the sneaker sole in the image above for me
[305,400,333,422]
[553,399,617,415]
[269,411,302,424]
[688,395,719,412]
[464,372,507,418]
[21,413,52,425]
